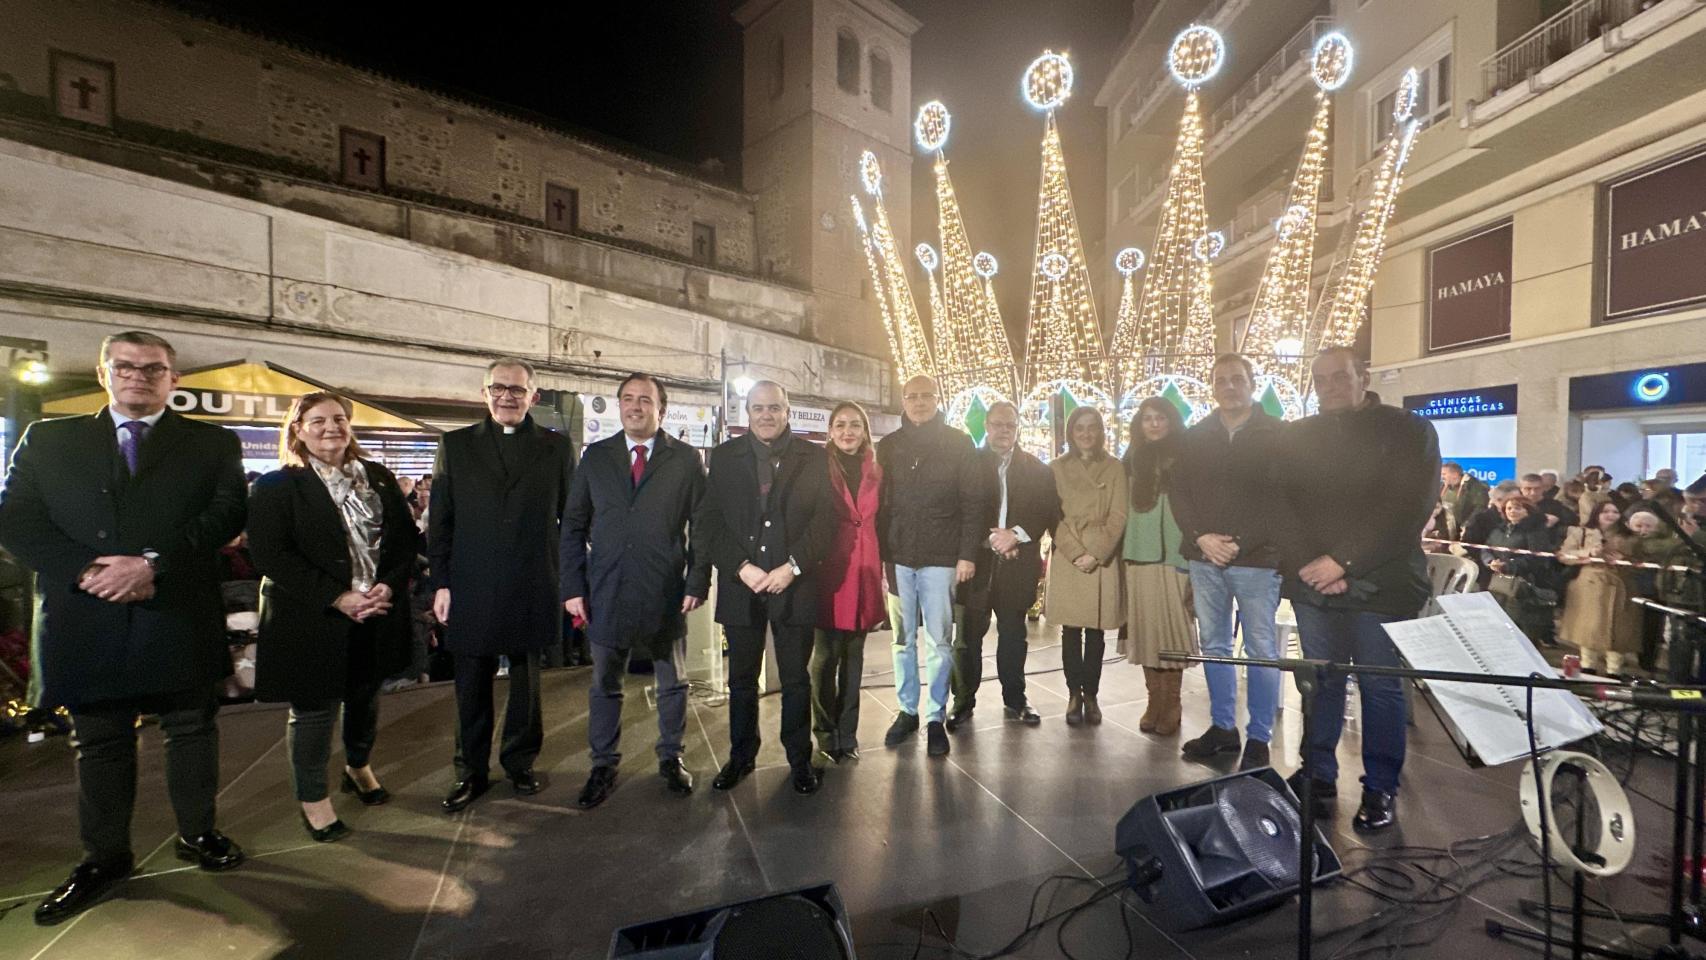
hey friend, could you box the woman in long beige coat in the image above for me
[1045,407,1126,726]
[1558,499,1642,675]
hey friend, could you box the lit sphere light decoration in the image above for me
[1115,247,1146,275]
[1310,32,1353,91]
[1275,203,1311,241]
[915,243,939,271]
[915,101,951,153]
[1040,252,1070,281]
[1022,51,1074,111]
[1193,231,1226,261]
[859,150,883,197]
[1393,68,1421,121]
[1169,25,1225,88]
[973,251,999,278]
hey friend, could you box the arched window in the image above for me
[869,49,892,111]
[836,31,860,94]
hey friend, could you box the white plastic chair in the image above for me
[1422,553,1480,616]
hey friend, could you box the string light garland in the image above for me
[1023,112,1107,389]
[1109,247,1147,394]
[1132,81,1215,384]
[856,152,936,382]
[850,195,909,381]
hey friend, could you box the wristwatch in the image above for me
[789,555,803,577]
[140,549,161,572]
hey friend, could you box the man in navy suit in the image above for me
[562,373,711,809]
[0,331,248,925]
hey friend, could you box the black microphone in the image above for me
[1590,684,1706,713]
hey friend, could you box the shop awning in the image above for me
[44,361,437,433]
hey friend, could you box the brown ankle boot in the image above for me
[1155,671,1183,736]
[1139,668,1160,732]
[1065,691,1084,726]
[1083,694,1103,725]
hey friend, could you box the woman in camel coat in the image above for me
[1558,499,1641,675]
[1045,406,1126,726]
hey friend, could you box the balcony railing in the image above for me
[1207,17,1335,139]
[1480,0,1655,98]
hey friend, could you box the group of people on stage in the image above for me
[0,330,1453,928]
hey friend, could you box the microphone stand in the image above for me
[1163,650,1706,960]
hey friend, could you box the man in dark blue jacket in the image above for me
[562,373,711,809]
[1276,346,1440,832]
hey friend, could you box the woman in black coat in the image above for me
[1482,495,1559,645]
[250,392,419,842]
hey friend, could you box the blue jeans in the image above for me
[1294,603,1406,795]
[893,565,955,723]
[1189,561,1281,742]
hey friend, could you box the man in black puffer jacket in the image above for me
[1274,346,1440,834]
[876,374,988,758]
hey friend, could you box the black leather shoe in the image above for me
[341,770,391,806]
[508,770,543,796]
[713,758,756,790]
[300,812,352,844]
[1004,703,1042,725]
[1181,724,1240,760]
[944,704,974,732]
[34,857,132,926]
[441,775,490,813]
[1353,789,1397,832]
[884,711,919,747]
[1238,739,1271,771]
[576,766,617,809]
[791,764,823,795]
[660,757,694,795]
[926,720,950,757]
[174,831,244,871]
[1285,770,1337,817]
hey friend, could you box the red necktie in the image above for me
[631,443,647,488]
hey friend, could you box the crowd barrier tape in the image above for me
[1423,537,1698,573]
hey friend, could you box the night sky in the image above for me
[182,0,1145,333]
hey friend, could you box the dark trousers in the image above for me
[452,650,543,781]
[1294,603,1407,795]
[1060,627,1106,696]
[69,688,220,863]
[954,563,1037,711]
[588,634,688,767]
[287,677,382,802]
[725,620,813,768]
[810,630,866,753]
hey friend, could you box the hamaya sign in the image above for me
[1604,145,1706,322]
[1427,221,1513,352]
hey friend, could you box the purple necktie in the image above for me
[119,420,149,475]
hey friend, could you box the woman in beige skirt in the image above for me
[1558,499,1642,675]
[1045,407,1126,726]
[1120,397,1198,735]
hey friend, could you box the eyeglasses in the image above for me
[903,392,937,402]
[485,384,532,400]
[105,360,172,381]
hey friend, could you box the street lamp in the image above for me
[732,375,757,398]
[13,360,50,386]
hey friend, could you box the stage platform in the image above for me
[0,627,1685,959]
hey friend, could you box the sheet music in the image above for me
[1383,594,1602,766]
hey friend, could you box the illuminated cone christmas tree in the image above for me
[1239,32,1352,387]
[1020,52,1106,390]
[857,151,935,382]
[1108,246,1148,393]
[1135,25,1225,384]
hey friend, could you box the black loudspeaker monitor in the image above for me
[1115,767,1340,931]
[608,882,856,959]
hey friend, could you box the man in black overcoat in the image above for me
[429,358,576,812]
[561,372,711,809]
[0,331,248,925]
[949,400,1059,730]
[698,381,830,795]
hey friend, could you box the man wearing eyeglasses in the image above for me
[0,331,248,925]
[429,358,576,813]
[876,374,987,758]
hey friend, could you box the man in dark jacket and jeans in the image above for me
[877,374,986,758]
[1276,346,1440,832]
[1170,354,1287,771]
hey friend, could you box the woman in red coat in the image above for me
[811,401,884,764]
